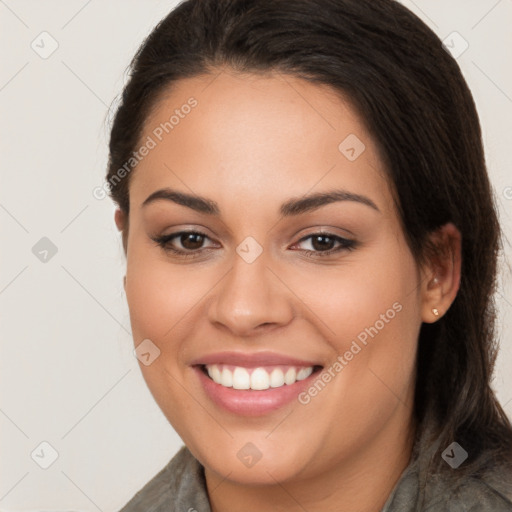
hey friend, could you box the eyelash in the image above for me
[151,230,357,259]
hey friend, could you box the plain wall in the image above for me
[1,1,511,510]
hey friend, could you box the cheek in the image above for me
[285,238,421,408]
[124,248,203,431]
[125,246,206,342]
[283,239,420,353]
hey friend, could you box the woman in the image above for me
[106,0,512,510]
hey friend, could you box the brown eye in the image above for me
[151,230,218,258]
[180,232,205,250]
[310,235,336,251]
[292,232,357,258]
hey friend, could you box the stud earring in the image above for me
[432,308,439,317]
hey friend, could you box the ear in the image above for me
[114,208,125,231]
[114,208,129,255]
[419,222,462,323]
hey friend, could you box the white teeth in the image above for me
[296,367,313,381]
[211,365,222,384]
[250,368,270,390]
[284,367,296,385]
[205,364,315,390]
[270,368,285,388]
[221,367,233,387]
[232,367,250,390]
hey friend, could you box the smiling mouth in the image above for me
[200,364,323,391]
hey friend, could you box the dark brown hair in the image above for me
[107,0,512,480]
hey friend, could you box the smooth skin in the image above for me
[115,68,461,512]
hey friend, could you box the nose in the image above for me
[207,250,295,337]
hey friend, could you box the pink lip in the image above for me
[191,352,322,416]
[190,350,321,368]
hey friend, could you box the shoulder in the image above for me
[383,453,512,511]
[422,464,512,511]
[117,446,211,512]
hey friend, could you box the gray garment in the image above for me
[119,433,512,512]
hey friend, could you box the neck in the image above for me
[205,409,417,512]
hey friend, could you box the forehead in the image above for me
[129,69,393,217]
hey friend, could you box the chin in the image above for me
[190,435,316,486]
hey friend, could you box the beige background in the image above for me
[1,0,511,510]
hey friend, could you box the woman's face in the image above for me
[120,69,426,485]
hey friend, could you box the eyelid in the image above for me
[290,225,356,240]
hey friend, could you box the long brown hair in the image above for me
[106,0,512,479]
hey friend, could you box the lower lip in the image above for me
[194,366,319,416]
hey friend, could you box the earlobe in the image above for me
[420,223,462,323]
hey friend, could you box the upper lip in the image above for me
[190,351,323,368]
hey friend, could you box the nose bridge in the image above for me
[208,246,294,335]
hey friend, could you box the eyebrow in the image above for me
[141,187,380,216]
